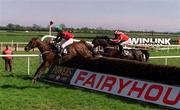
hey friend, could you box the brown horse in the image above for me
[92,36,149,62]
[24,38,93,83]
[97,47,145,62]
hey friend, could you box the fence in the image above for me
[149,56,180,65]
[0,54,39,75]
[1,41,180,52]
[0,54,179,75]
[0,42,27,51]
[1,34,180,52]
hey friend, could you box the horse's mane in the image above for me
[35,38,52,51]
[92,36,110,44]
[78,40,94,52]
[95,36,110,40]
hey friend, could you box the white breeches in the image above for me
[60,38,74,49]
[120,39,130,46]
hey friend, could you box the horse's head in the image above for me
[103,36,110,41]
[92,36,110,48]
[25,38,39,51]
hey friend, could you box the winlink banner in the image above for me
[44,67,180,109]
[129,38,171,45]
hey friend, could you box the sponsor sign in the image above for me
[70,69,180,109]
[129,38,171,45]
[44,65,75,84]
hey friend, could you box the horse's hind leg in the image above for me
[32,61,49,84]
[135,50,144,62]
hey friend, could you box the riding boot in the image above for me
[119,44,123,55]
[58,47,64,57]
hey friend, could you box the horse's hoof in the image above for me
[97,55,103,57]
[32,79,36,84]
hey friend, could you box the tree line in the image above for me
[0,23,114,34]
[0,23,178,34]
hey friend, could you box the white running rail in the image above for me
[0,54,39,75]
[150,56,180,65]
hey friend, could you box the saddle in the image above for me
[122,49,130,56]
[50,43,68,56]
[108,45,130,56]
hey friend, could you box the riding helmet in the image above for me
[114,31,123,35]
[55,25,63,32]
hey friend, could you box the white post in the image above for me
[167,45,170,53]
[165,58,168,65]
[28,56,30,75]
[177,46,179,53]
[11,40,13,47]
[17,42,18,51]
[49,21,53,40]
[0,43,2,51]
[155,45,159,52]
[49,25,52,36]
[0,42,2,51]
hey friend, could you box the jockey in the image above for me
[54,25,75,56]
[110,31,130,54]
[111,31,130,46]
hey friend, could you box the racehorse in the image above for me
[25,38,94,83]
[92,36,149,62]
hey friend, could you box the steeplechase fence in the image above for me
[0,54,180,75]
[0,54,179,108]
[44,56,180,109]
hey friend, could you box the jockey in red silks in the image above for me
[110,31,130,54]
[54,25,75,56]
[111,31,130,46]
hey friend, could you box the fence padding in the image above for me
[61,57,180,85]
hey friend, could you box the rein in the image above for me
[41,51,51,55]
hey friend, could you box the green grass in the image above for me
[0,51,167,110]
[0,31,107,42]
[0,31,47,42]
[0,31,179,110]
[148,49,180,66]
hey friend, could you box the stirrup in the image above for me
[58,52,62,56]
[56,53,61,58]
[57,48,63,57]
[58,56,63,64]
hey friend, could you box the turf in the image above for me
[148,49,180,66]
[0,51,166,110]
[0,31,179,110]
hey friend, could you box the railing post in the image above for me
[11,40,13,47]
[1,42,3,51]
[165,58,168,65]
[167,45,170,53]
[17,42,19,51]
[28,56,30,75]
[177,46,179,53]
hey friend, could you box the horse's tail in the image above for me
[140,49,150,62]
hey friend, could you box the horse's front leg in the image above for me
[32,61,49,84]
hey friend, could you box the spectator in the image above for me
[2,45,13,72]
